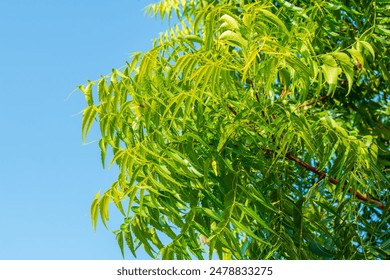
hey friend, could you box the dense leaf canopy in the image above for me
[80,0,390,259]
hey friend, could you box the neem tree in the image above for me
[80,0,389,259]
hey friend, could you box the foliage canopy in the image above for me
[80,0,390,259]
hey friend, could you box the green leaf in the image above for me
[220,14,239,31]
[124,230,137,258]
[79,81,94,106]
[309,241,334,259]
[332,51,354,94]
[219,30,247,48]
[347,48,364,69]
[161,246,175,260]
[116,231,125,258]
[375,25,390,36]
[99,193,110,229]
[91,191,100,231]
[230,218,272,246]
[98,139,107,168]
[217,123,236,152]
[81,106,97,143]
[320,54,339,94]
[358,40,375,59]
[237,203,276,235]
[258,8,289,34]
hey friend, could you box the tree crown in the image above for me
[80,0,390,259]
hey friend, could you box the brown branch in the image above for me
[298,95,329,109]
[226,103,387,211]
[246,78,260,103]
[285,152,338,185]
[285,152,386,210]
[227,105,238,115]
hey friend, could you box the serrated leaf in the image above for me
[217,124,236,152]
[230,218,272,246]
[184,35,203,44]
[242,13,254,27]
[131,217,156,258]
[81,106,97,142]
[219,30,247,47]
[79,81,94,106]
[358,40,375,59]
[259,8,289,34]
[320,54,339,93]
[375,25,390,36]
[91,193,100,231]
[99,193,110,229]
[161,246,175,260]
[332,52,354,94]
[124,230,137,258]
[116,231,125,258]
[99,139,107,168]
[347,48,364,68]
[237,203,276,234]
[220,14,239,30]
[309,241,334,259]
[198,207,222,221]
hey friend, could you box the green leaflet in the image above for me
[217,123,237,152]
[99,193,111,229]
[81,106,97,143]
[90,191,100,231]
[204,12,216,50]
[236,203,276,235]
[220,14,239,31]
[79,81,94,106]
[198,207,222,221]
[347,48,365,69]
[320,54,339,94]
[211,189,236,238]
[124,229,137,258]
[332,51,354,94]
[219,30,248,48]
[309,241,335,259]
[357,40,375,59]
[98,138,107,168]
[116,231,125,258]
[258,8,289,35]
[230,218,272,246]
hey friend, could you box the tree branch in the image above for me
[298,95,329,108]
[226,103,387,211]
[285,152,387,210]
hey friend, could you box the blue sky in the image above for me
[0,0,169,260]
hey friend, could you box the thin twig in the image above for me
[227,105,238,115]
[298,95,329,108]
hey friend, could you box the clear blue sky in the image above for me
[0,0,169,260]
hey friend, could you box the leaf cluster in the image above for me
[81,0,390,259]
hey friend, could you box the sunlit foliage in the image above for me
[80,0,390,259]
